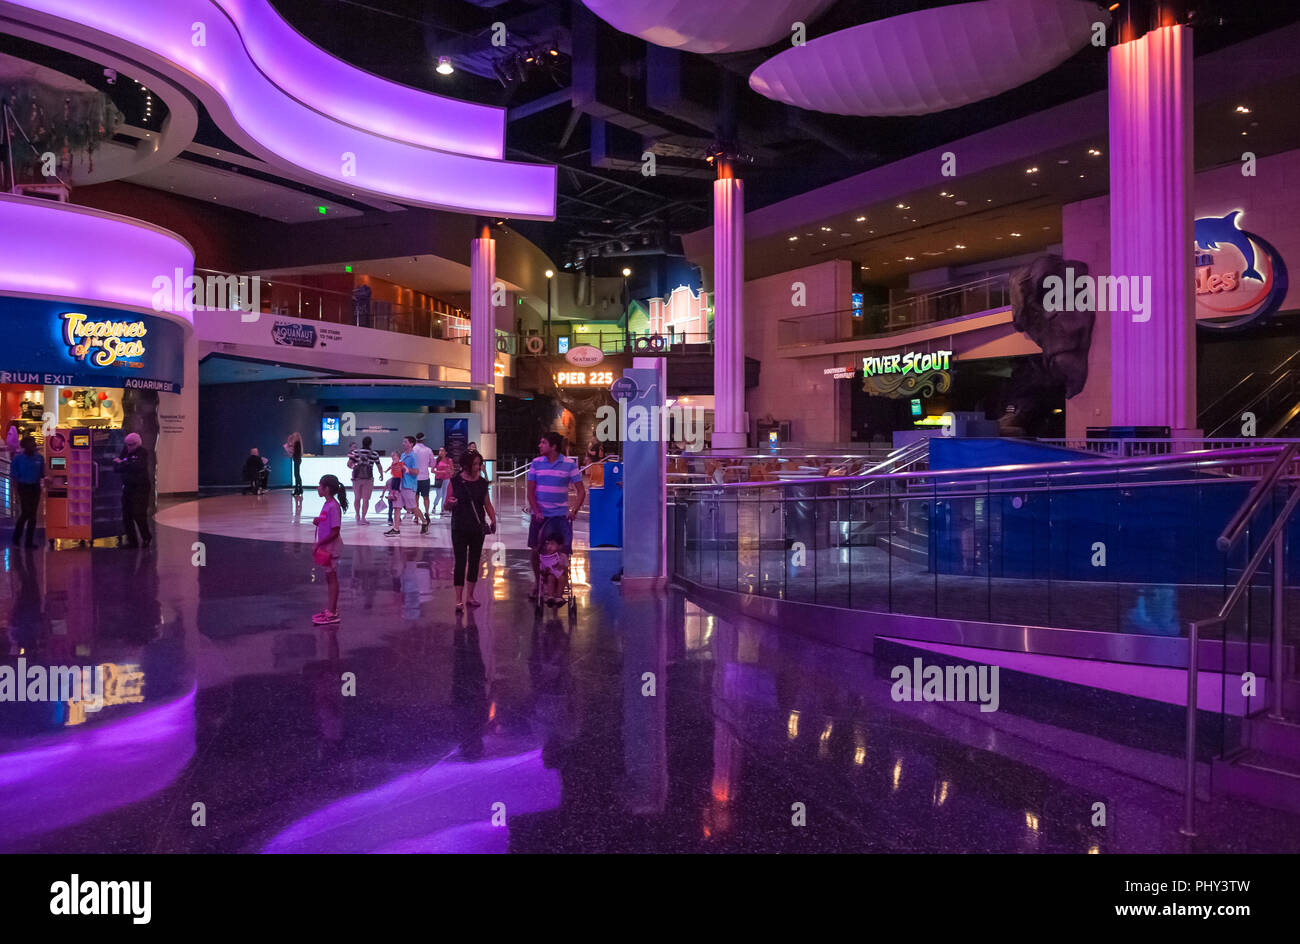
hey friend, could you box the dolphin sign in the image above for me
[1194,211,1264,282]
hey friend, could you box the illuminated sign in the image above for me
[556,369,615,386]
[1194,210,1288,331]
[823,365,856,380]
[322,416,340,445]
[60,312,147,368]
[558,337,571,355]
[494,360,506,378]
[565,344,604,367]
[863,349,953,398]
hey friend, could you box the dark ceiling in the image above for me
[6,0,1300,283]
[265,0,1300,274]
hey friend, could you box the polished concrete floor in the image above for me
[3,497,1300,853]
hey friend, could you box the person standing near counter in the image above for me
[114,432,152,548]
[285,431,304,496]
[9,435,45,548]
[432,446,454,517]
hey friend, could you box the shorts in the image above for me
[416,479,431,498]
[400,488,419,510]
[529,515,572,554]
[319,554,339,574]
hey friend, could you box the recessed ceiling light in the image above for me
[954,244,966,249]
[821,226,832,232]
[1057,159,1070,165]
[955,199,968,207]
[856,216,867,222]
[839,232,851,237]
[788,235,798,241]
[1010,232,1022,237]
[1235,105,1251,114]
[904,256,915,261]
[896,203,909,209]
[1026,167,1039,174]
[1087,148,1102,157]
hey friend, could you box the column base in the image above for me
[711,431,747,453]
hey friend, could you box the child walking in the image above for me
[313,474,347,625]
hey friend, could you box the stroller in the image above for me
[535,521,578,619]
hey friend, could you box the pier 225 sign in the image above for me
[862,349,954,398]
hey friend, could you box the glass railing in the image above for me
[195,269,471,345]
[498,330,712,356]
[777,273,1012,348]
[670,447,1300,639]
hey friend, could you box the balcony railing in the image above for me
[196,268,471,345]
[497,330,712,357]
[778,273,1012,349]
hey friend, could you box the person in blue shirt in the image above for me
[9,435,45,548]
[526,432,585,600]
[385,435,427,536]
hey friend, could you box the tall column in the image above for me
[712,159,747,451]
[1108,22,1196,433]
[470,220,498,462]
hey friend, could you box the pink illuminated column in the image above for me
[1108,23,1196,432]
[470,221,497,462]
[712,160,747,450]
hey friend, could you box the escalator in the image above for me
[1201,348,1300,437]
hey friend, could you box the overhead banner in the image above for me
[0,297,186,392]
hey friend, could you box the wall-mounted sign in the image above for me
[60,312,147,368]
[611,376,638,400]
[565,344,604,367]
[0,298,184,392]
[272,321,317,347]
[555,369,615,387]
[557,337,570,355]
[1194,210,1288,331]
[862,349,953,398]
[823,365,856,380]
[494,360,506,378]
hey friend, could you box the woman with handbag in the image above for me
[284,431,304,496]
[444,450,496,611]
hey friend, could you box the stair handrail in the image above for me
[1215,443,1296,552]
[1182,458,1300,837]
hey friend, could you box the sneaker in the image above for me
[384,528,401,536]
[313,611,340,625]
[420,522,428,535]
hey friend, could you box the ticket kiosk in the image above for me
[43,427,125,546]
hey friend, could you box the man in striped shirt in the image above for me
[527,431,585,600]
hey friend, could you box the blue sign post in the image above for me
[620,366,664,582]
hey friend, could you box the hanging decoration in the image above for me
[749,0,1103,116]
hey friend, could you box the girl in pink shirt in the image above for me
[312,475,347,625]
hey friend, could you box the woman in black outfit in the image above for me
[286,432,304,496]
[445,450,496,611]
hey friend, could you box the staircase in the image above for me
[1202,349,1300,438]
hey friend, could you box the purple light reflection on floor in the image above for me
[261,740,559,854]
[0,688,196,849]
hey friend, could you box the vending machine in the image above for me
[43,428,126,546]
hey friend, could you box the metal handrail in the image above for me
[1216,443,1297,551]
[671,443,1295,492]
[1182,483,1300,836]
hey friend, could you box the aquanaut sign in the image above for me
[862,349,953,398]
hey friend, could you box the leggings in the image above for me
[292,457,303,495]
[452,527,486,587]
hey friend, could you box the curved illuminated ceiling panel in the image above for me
[749,0,1103,116]
[0,194,195,322]
[582,0,836,53]
[0,0,556,219]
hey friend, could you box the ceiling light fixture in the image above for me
[436,56,454,76]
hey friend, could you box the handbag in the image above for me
[464,479,496,535]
